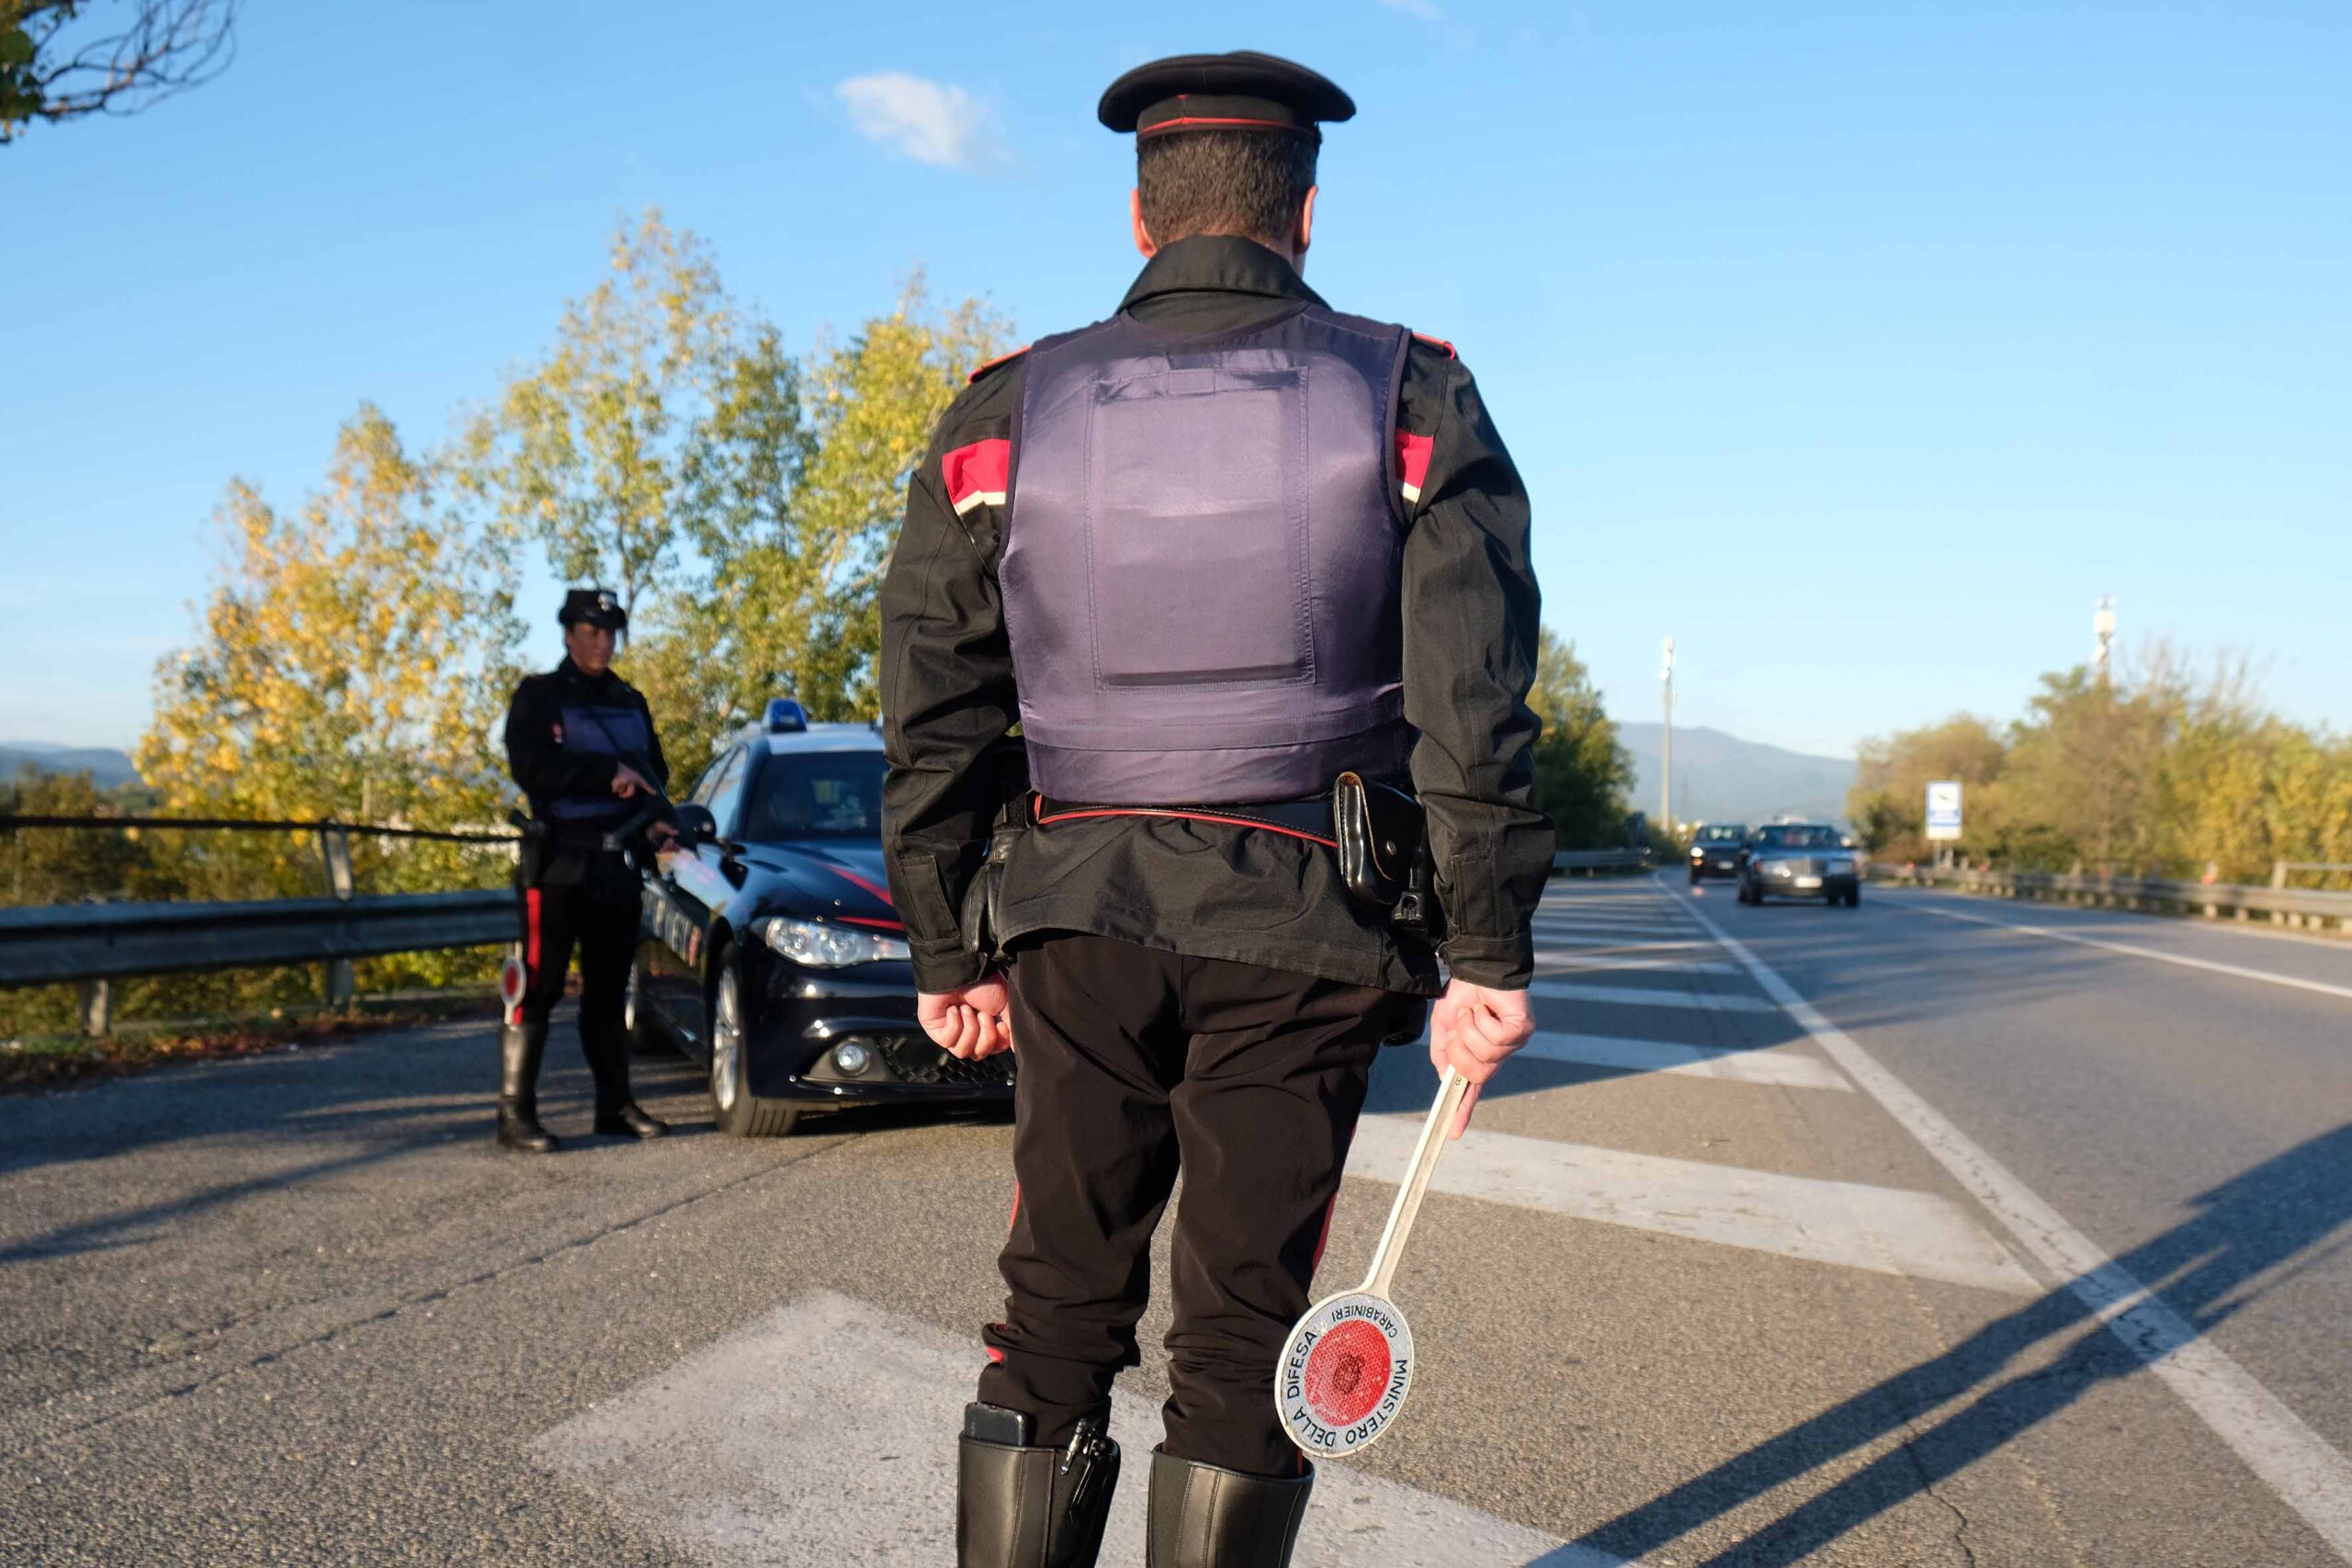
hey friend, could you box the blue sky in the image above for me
[4,0,2346,763]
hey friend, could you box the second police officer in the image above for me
[880,52,1550,1568]
[495,588,673,1154]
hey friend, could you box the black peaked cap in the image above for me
[1098,51,1354,141]
[558,587,627,630]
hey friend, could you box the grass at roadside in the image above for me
[1,990,503,1094]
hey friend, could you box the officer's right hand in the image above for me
[919,977,1015,1060]
[611,763,653,798]
[1429,979,1534,1139]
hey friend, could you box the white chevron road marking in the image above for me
[1518,1030,1850,1090]
[1530,979,1781,1014]
[535,1290,1617,1566]
[1345,1119,2036,1295]
[1533,950,1741,976]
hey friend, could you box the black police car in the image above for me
[1736,822,1862,908]
[1688,823,1747,885]
[626,700,1014,1136]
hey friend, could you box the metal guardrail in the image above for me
[1552,849,1651,874]
[1869,863,2352,934]
[0,889,517,990]
[1,812,524,1035]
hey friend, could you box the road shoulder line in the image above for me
[1885,894,2352,1003]
[1679,886,2352,1560]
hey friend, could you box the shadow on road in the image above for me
[1568,1122,2352,1566]
[0,1017,1004,1268]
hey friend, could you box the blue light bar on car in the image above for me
[765,698,809,733]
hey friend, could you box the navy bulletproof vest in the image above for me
[546,700,652,824]
[1001,302,1414,805]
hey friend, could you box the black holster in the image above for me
[511,811,551,888]
[1332,772,1440,941]
[960,817,1023,967]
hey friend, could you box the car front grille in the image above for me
[1767,857,1822,877]
[880,1034,1017,1088]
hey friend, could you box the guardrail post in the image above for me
[78,977,112,1039]
[321,826,356,1010]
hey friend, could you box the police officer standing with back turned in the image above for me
[880,53,1551,1567]
[496,588,673,1154]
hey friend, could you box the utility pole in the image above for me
[2092,595,2117,684]
[1659,636,1676,838]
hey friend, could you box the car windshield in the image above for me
[739,751,889,842]
[1699,826,1745,843]
[1754,825,1843,850]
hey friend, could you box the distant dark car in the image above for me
[628,700,1013,1137]
[1688,823,1748,884]
[1736,822,1861,908]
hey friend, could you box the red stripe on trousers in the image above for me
[525,887,542,979]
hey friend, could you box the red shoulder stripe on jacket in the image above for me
[967,344,1031,383]
[1396,430,1435,504]
[943,438,1012,515]
[1411,331,1456,358]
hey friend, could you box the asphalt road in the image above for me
[2,875,2346,1565]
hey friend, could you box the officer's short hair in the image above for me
[1137,129,1317,251]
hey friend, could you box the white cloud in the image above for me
[836,73,999,170]
[1381,0,1445,18]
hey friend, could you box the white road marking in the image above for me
[535,1290,1612,1567]
[1518,1030,1850,1090]
[1534,912,1701,931]
[1894,897,2352,1005]
[1876,882,2352,953]
[1530,979,1780,1014]
[1346,1118,2035,1295]
[1533,951,1740,976]
[1681,890,2352,1559]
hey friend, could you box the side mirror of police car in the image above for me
[673,803,718,847]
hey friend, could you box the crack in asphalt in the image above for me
[0,1133,857,1464]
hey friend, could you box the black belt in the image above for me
[1031,793,1336,848]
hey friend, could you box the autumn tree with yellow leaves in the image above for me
[135,404,521,1004]
[461,209,1007,766]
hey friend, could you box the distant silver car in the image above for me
[1736,822,1861,907]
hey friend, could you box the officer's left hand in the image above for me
[1429,979,1534,1139]
[918,977,1015,1060]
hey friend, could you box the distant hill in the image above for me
[1616,723,1854,829]
[1,741,143,790]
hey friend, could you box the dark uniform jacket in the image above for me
[503,657,670,893]
[879,235,1551,998]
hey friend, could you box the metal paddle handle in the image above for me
[1361,1067,1469,1299]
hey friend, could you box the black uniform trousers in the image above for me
[516,865,640,1108]
[977,931,1426,1477]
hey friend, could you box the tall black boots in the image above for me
[957,1405,1121,1568]
[497,1018,667,1150]
[581,1014,668,1139]
[1145,1449,1314,1568]
[496,1022,559,1154]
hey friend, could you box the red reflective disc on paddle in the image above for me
[1303,1317,1391,1427]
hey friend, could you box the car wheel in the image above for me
[706,951,802,1139]
[1847,888,1862,908]
[1689,871,1702,886]
[625,953,665,1055]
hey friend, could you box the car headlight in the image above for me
[757,917,910,967]
[1690,846,1706,859]
[1767,861,1792,876]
